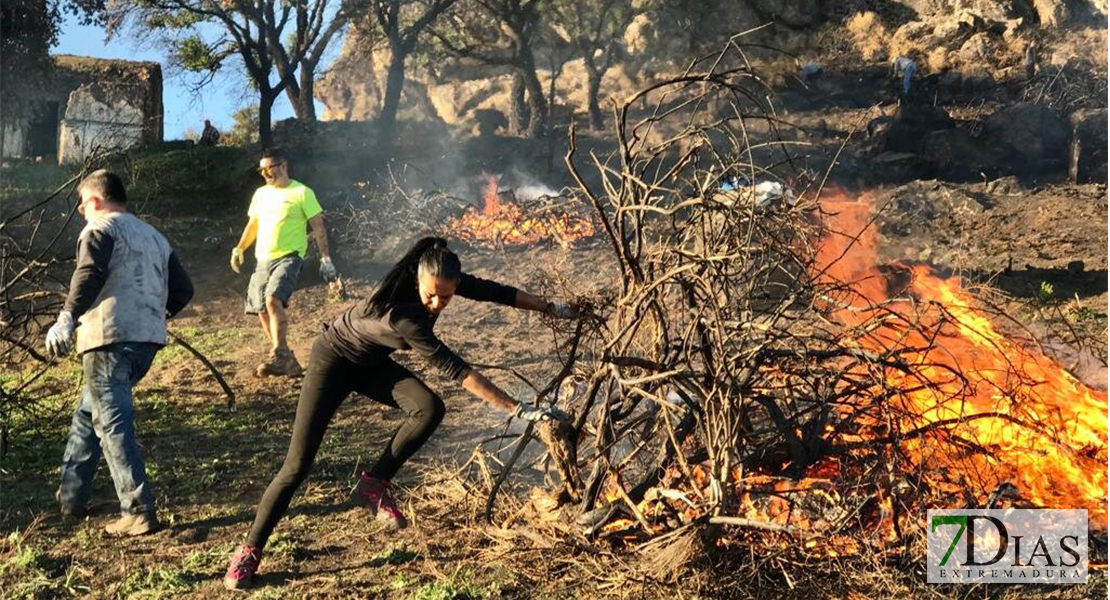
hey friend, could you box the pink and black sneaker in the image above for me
[223,544,263,590]
[351,473,408,530]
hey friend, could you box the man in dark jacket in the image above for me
[46,169,194,536]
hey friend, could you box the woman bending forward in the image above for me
[223,237,574,590]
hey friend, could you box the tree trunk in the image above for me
[519,46,547,138]
[379,43,408,149]
[259,92,275,148]
[292,66,317,121]
[586,62,603,130]
[547,58,565,129]
[508,71,529,134]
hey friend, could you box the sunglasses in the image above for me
[258,162,285,176]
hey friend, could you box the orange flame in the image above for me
[815,189,1108,526]
[481,176,500,216]
[448,176,594,248]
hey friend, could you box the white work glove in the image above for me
[230,247,245,273]
[515,402,571,423]
[319,256,338,281]
[546,302,579,319]
[45,311,76,357]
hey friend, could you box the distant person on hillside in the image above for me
[47,169,194,536]
[892,56,916,96]
[199,120,220,146]
[230,147,336,377]
[222,237,577,590]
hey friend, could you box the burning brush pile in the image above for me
[470,39,1108,587]
[446,176,595,249]
[338,173,595,255]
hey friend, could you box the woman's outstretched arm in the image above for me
[460,368,566,422]
[456,273,577,317]
[515,289,577,318]
[460,369,517,411]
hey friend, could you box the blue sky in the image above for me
[56,13,332,140]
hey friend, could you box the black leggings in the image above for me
[247,334,445,548]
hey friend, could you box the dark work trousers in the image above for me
[247,334,445,548]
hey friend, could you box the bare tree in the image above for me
[109,0,357,146]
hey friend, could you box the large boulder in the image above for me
[1068,108,1108,184]
[882,103,955,153]
[752,0,827,29]
[889,20,936,55]
[957,32,993,65]
[315,28,382,120]
[982,103,1069,172]
[897,0,1037,22]
[1033,0,1069,26]
[920,127,1011,181]
[315,26,442,122]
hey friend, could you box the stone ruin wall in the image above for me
[3,55,163,164]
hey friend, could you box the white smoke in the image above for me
[515,183,560,201]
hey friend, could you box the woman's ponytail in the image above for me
[366,237,461,317]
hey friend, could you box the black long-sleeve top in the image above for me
[63,228,195,319]
[324,273,518,381]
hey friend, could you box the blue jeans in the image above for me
[58,342,159,516]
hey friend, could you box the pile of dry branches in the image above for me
[463,34,1105,586]
[0,164,92,454]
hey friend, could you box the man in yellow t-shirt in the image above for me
[230,147,337,377]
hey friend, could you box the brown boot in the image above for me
[105,513,160,537]
[257,348,302,377]
[256,349,280,377]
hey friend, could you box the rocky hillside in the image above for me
[314,0,1107,131]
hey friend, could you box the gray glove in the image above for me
[45,311,75,357]
[515,402,571,423]
[546,302,579,319]
[230,247,245,273]
[320,256,338,281]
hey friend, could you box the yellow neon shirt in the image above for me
[247,180,322,261]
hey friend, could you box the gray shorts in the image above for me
[245,254,303,314]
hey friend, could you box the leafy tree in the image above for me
[222,104,260,145]
[107,0,357,146]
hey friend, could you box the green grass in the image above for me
[116,145,256,214]
[154,325,250,367]
[1,531,90,599]
[409,568,507,600]
[0,145,256,219]
[0,161,80,206]
[117,564,195,599]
